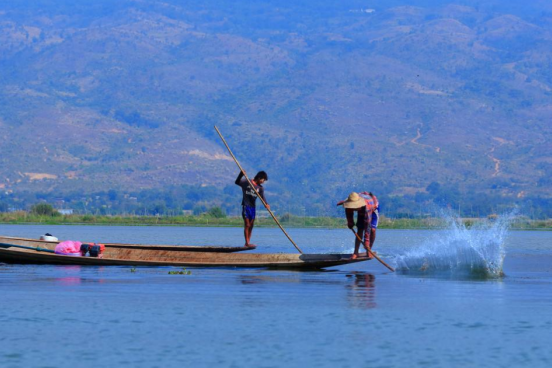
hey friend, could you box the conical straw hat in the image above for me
[340,192,366,209]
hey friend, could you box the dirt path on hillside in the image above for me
[487,137,513,177]
[409,127,440,153]
[487,146,501,177]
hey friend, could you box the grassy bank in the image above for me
[0,212,550,230]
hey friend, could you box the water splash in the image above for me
[395,213,511,278]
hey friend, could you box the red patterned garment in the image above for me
[359,192,377,211]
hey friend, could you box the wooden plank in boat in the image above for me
[0,235,252,253]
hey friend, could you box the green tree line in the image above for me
[0,184,551,219]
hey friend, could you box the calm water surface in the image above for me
[0,224,551,368]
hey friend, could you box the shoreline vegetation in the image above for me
[0,211,550,230]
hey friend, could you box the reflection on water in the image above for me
[54,265,86,285]
[28,265,112,286]
[346,272,376,309]
[239,275,272,285]
[56,277,83,285]
[238,272,342,286]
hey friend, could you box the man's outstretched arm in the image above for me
[235,171,245,185]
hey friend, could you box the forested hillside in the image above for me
[0,0,551,217]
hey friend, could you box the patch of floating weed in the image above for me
[168,268,192,275]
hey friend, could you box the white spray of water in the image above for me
[394,213,511,278]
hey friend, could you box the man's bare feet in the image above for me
[361,250,374,259]
[245,243,257,248]
[351,254,358,260]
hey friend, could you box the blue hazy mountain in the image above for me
[0,0,551,216]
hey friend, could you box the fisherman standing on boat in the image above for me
[235,170,269,248]
[337,192,378,259]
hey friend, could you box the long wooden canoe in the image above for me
[0,235,369,269]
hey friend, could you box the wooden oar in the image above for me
[350,229,395,272]
[0,243,56,253]
[214,125,303,254]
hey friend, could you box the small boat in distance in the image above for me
[0,235,370,269]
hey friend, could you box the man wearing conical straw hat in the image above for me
[337,191,379,259]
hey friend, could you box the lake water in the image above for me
[1,222,551,368]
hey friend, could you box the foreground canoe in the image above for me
[0,235,369,269]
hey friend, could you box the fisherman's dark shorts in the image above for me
[371,209,379,229]
[242,205,256,220]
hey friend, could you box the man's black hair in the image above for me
[254,171,268,181]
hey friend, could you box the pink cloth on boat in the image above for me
[55,241,83,256]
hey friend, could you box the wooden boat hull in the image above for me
[0,236,369,269]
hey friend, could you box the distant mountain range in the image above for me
[0,0,551,217]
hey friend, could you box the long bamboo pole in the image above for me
[0,243,55,253]
[351,229,395,272]
[214,126,303,254]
